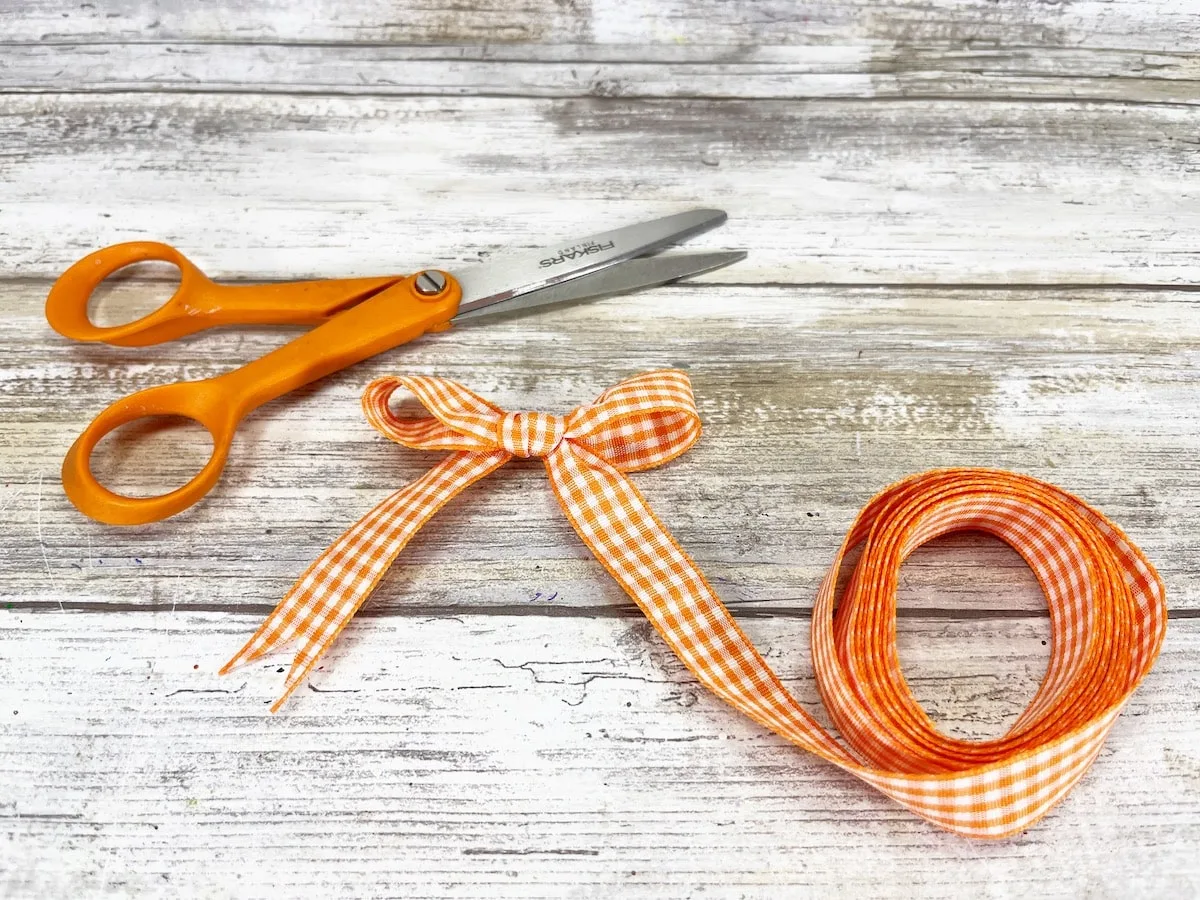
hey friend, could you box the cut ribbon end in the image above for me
[218,639,273,676]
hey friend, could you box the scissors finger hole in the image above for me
[89,414,214,498]
[88,260,182,327]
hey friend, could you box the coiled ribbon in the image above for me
[221,370,1166,838]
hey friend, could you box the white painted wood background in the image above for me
[2,2,1199,897]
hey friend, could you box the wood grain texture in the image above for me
[5,282,1199,613]
[4,93,1200,284]
[6,0,1200,50]
[3,612,1199,900]
[3,0,1200,896]
[5,44,1200,104]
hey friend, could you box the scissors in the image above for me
[47,209,744,526]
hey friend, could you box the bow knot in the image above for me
[497,411,565,458]
[347,369,701,473]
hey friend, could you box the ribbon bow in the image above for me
[220,370,701,709]
[221,371,1166,839]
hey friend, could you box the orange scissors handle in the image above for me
[61,272,462,525]
[45,241,403,347]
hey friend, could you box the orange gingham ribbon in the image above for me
[221,370,1167,838]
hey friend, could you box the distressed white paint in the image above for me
[3,1,1200,897]
[3,94,1200,283]
[2,612,1199,899]
[7,44,1200,104]
[5,283,1198,614]
[6,0,1200,49]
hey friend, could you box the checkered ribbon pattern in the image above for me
[221,370,1166,838]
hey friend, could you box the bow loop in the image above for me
[362,369,699,470]
[362,375,503,452]
[565,369,701,471]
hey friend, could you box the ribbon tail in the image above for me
[222,449,510,711]
[545,443,848,762]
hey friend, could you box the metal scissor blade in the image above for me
[452,208,728,316]
[453,251,746,322]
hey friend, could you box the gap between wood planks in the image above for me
[8,600,1199,619]
[7,87,1200,108]
[4,44,1199,105]
[7,276,1200,292]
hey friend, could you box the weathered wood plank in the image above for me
[4,93,1200,284]
[5,0,1200,51]
[2,611,1196,899]
[5,5,1200,894]
[4,282,1197,612]
[4,43,1200,104]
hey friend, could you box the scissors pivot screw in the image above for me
[414,270,448,296]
